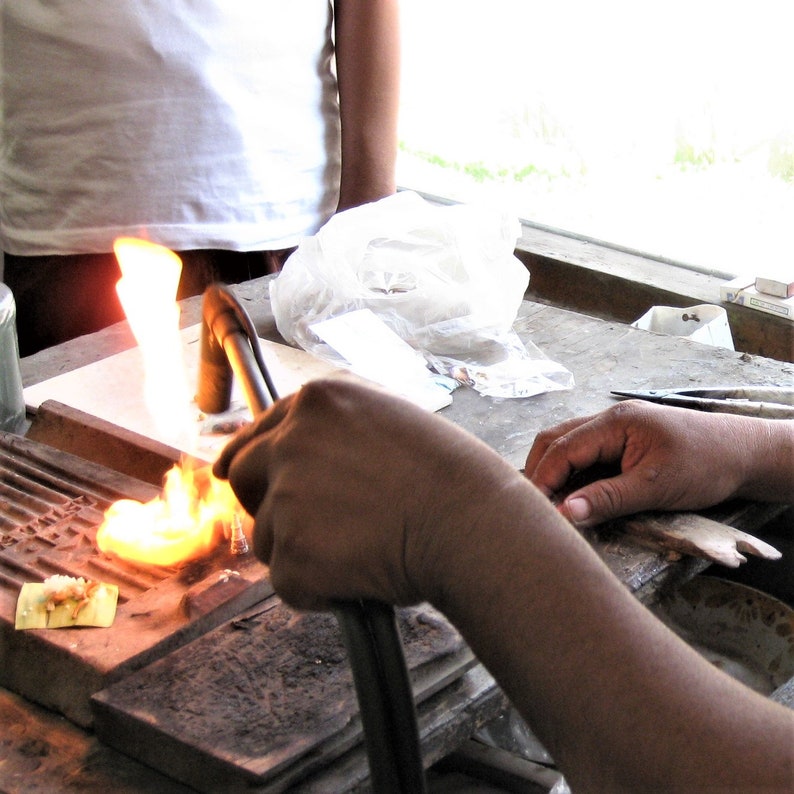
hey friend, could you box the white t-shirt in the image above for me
[1,1,341,255]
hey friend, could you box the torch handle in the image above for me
[219,331,274,415]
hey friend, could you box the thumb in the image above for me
[560,470,653,528]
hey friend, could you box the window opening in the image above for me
[397,1,794,280]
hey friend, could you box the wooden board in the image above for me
[0,432,272,728]
[92,600,475,792]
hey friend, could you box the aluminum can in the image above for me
[0,283,26,433]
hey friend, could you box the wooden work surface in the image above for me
[6,276,793,792]
[21,275,793,439]
[20,276,791,591]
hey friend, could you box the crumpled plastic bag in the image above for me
[271,191,573,398]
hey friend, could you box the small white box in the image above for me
[721,276,794,322]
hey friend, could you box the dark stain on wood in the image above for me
[91,600,471,791]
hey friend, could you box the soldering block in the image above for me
[754,275,794,299]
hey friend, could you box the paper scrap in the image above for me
[310,309,456,411]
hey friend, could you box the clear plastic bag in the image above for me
[271,192,573,398]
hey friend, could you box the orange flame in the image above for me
[96,462,239,567]
[96,238,240,567]
[113,237,192,440]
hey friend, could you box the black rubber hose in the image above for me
[333,600,423,792]
[335,599,427,793]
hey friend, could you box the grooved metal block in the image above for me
[0,431,271,727]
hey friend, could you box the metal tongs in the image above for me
[611,386,794,419]
[198,284,427,793]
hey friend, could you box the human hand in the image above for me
[524,400,753,527]
[213,378,518,610]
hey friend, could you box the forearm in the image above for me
[333,0,400,210]
[216,381,794,791]
[422,473,794,792]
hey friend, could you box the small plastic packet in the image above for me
[16,575,119,629]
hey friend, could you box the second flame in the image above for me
[96,462,240,567]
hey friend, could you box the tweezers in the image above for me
[611,386,794,419]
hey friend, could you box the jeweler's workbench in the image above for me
[4,276,792,792]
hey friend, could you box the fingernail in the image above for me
[565,496,591,524]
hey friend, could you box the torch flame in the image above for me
[113,237,192,441]
[97,238,242,567]
[96,462,240,567]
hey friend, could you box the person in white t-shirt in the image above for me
[1,1,400,355]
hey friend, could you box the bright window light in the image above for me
[397,0,794,279]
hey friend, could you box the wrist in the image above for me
[735,418,794,502]
[337,161,396,212]
[408,458,536,613]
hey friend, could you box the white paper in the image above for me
[310,309,455,411]
[24,325,342,463]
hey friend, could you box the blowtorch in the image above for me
[197,283,427,793]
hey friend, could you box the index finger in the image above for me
[212,394,294,480]
[524,414,595,489]
[526,411,631,497]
